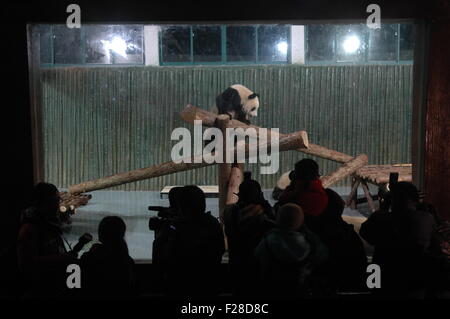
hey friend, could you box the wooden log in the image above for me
[69,130,307,194]
[180,104,355,163]
[361,180,377,213]
[300,143,353,163]
[59,192,91,212]
[350,176,359,209]
[345,177,361,207]
[342,215,367,234]
[180,104,309,149]
[373,174,412,184]
[217,115,231,222]
[320,154,369,189]
[226,164,243,205]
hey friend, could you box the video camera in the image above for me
[148,206,178,219]
[69,233,93,257]
[378,172,426,211]
[148,206,181,231]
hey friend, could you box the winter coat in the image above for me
[224,202,276,296]
[255,226,329,298]
[277,179,329,217]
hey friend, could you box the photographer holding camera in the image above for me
[148,186,184,286]
[148,186,184,236]
[150,185,225,298]
[360,181,449,298]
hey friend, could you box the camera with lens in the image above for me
[69,232,93,257]
[148,206,181,231]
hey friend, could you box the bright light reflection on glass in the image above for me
[101,36,128,58]
[277,41,288,55]
[342,35,360,53]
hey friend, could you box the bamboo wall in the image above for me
[40,64,413,190]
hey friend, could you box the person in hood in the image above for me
[255,203,329,299]
[17,182,76,298]
[224,171,276,297]
[277,159,328,218]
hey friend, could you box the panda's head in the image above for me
[216,84,259,123]
[230,84,260,120]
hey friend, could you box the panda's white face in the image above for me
[230,84,260,121]
[243,96,259,120]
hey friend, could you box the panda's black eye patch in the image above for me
[248,93,258,99]
[251,107,256,111]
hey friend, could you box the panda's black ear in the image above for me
[248,93,259,99]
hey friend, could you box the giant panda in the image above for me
[212,84,260,124]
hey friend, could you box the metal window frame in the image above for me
[305,23,414,65]
[159,24,291,66]
[41,24,145,67]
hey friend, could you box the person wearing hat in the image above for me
[17,182,77,298]
[223,172,276,297]
[277,158,329,218]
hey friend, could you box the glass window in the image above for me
[84,25,113,64]
[159,24,290,65]
[193,26,221,62]
[226,26,256,62]
[400,24,415,60]
[161,26,191,63]
[258,25,289,62]
[38,25,53,64]
[112,25,143,64]
[307,25,335,62]
[369,24,398,61]
[336,25,367,63]
[53,25,82,64]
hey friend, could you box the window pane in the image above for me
[369,24,398,61]
[193,26,221,62]
[307,25,335,62]
[111,25,143,64]
[53,25,82,64]
[258,25,289,62]
[161,26,191,63]
[400,24,415,61]
[336,24,367,63]
[37,25,52,64]
[84,25,113,64]
[226,26,256,62]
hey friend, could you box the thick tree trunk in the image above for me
[301,143,353,163]
[180,104,355,162]
[180,104,309,149]
[69,130,306,194]
[320,154,368,188]
[217,115,231,222]
[345,177,361,208]
[361,180,377,213]
[226,164,243,205]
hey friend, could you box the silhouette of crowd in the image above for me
[1,158,449,300]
